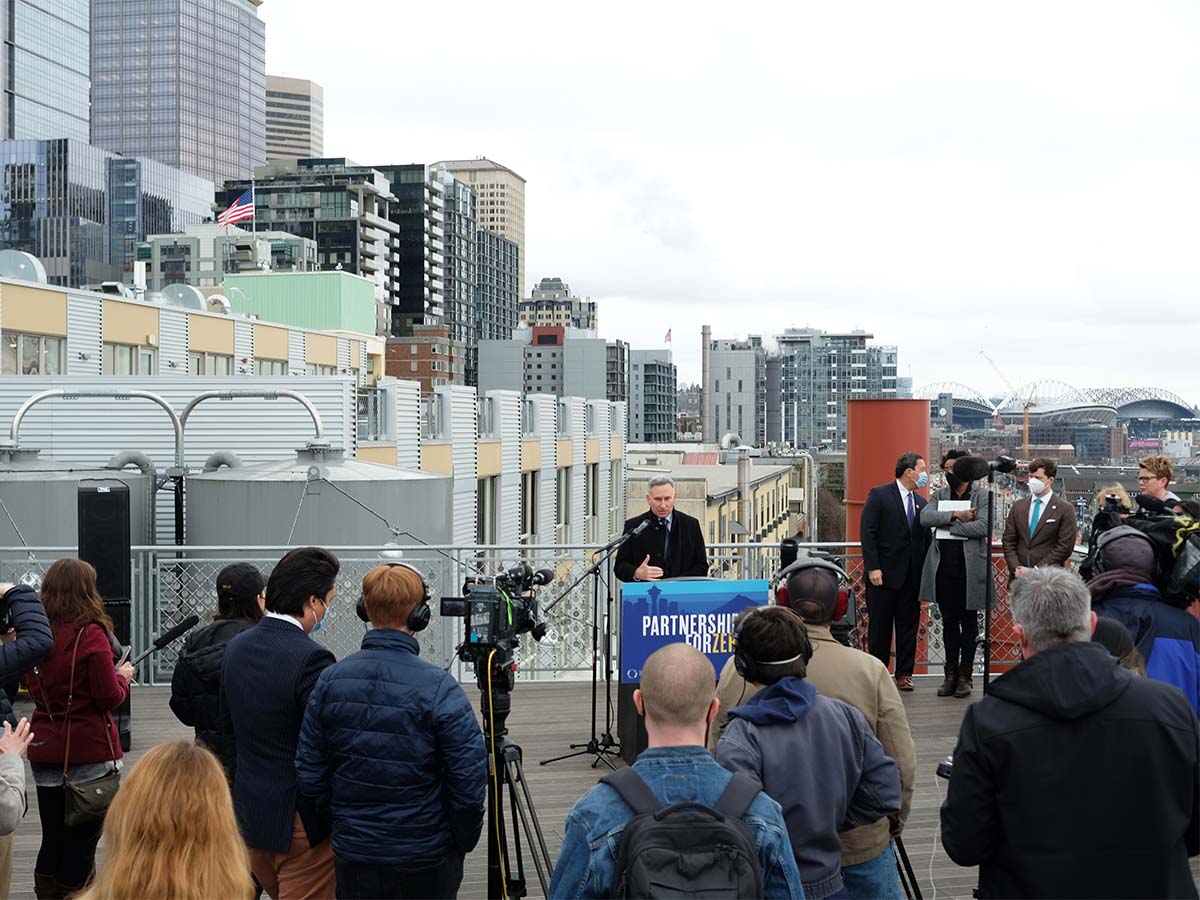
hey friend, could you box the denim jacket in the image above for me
[548,745,805,900]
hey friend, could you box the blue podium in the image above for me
[617,578,769,764]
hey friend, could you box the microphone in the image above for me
[993,455,1018,474]
[952,456,992,483]
[629,518,652,537]
[531,568,555,587]
[1135,494,1172,515]
[129,614,200,667]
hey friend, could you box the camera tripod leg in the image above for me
[503,745,553,897]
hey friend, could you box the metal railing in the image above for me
[0,541,1033,686]
[356,387,386,441]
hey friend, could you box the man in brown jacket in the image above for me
[1001,457,1079,580]
[709,561,917,900]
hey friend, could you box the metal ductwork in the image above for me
[202,451,245,473]
[106,450,158,541]
[180,390,327,447]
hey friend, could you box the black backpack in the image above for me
[600,767,764,899]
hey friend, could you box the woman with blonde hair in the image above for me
[79,740,253,900]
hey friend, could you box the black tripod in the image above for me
[477,645,553,899]
[971,455,1015,691]
[539,532,627,770]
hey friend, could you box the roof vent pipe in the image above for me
[202,451,245,473]
[179,390,327,448]
[4,389,185,467]
[106,450,158,542]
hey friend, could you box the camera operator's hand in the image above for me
[868,569,883,587]
[636,555,664,581]
[888,813,903,838]
[116,661,134,684]
[952,509,975,522]
[0,630,14,646]
[0,719,32,758]
[1015,566,1031,579]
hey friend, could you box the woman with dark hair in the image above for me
[169,563,265,780]
[25,558,133,900]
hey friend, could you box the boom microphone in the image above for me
[952,456,992,482]
[1135,494,1173,515]
[129,614,200,667]
[531,568,555,587]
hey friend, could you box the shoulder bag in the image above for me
[60,628,121,827]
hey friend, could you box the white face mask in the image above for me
[1027,477,1046,496]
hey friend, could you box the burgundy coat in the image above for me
[26,623,128,766]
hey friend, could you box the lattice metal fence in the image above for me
[0,541,1032,684]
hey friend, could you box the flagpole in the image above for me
[250,178,256,234]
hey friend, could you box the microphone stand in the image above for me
[981,465,1000,691]
[540,529,634,770]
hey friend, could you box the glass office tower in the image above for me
[0,0,91,142]
[92,0,266,186]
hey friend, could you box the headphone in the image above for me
[773,556,851,619]
[732,607,814,685]
[355,563,432,632]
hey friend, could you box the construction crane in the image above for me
[980,351,1035,460]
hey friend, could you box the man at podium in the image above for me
[615,475,709,582]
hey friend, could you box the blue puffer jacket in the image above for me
[295,629,487,865]
[0,584,52,725]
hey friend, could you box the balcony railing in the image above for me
[356,387,386,441]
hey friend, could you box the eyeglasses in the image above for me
[1136,475,1162,483]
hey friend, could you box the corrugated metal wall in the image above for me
[528,394,557,544]
[489,391,522,545]
[388,379,421,469]
[611,401,628,532]
[0,376,356,544]
[563,397,588,544]
[65,295,102,376]
[436,385,477,545]
[336,338,351,374]
[589,400,612,541]
[233,320,254,376]
[158,308,188,375]
[288,331,306,376]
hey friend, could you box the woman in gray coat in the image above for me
[919,450,991,697]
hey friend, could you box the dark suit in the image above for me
[221,617,336,854]
[860,482,931,677]
[1002,493,1078,576]
[614,509,709,583]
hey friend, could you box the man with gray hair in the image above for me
[941,567,1200,899]
[614,474,709,582]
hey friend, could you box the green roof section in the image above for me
[223,271,376,336]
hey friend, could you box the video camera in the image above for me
[441,562,554,672]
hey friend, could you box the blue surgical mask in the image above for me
[915,471,929,489]
[311,599,329,634]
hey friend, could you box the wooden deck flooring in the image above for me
[6,681,1198,899]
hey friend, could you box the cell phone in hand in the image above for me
[116,646,131,667]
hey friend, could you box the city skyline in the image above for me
[259,1,1200,403]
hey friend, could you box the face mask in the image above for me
[914,471,929,489]
[311,599,329,634]
[1027,477,1045,496]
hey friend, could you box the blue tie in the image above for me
[1030,498,1043,534]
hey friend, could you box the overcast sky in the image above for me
[262,1,1200,405]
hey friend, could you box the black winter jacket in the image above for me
[168,617,257,778]
[0,585,52,725]
[941,641,1200,899]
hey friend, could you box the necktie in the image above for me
[906,492,915,529]
[1030,498,1043,534]
[663,519,671,559]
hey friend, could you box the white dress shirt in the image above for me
[895,479,915,520]
[264,610,304,630]
[1028,489,1053,530]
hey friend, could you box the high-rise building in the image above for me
[771,328,899,450]
[219,158,400,334]
[0,139,213,287]
[432,169,475,351]
[706,337,766,445]
[265,76,324,160]
[1,0,90,142]
[519,277,597,330]
[433,158,526,294]
[473,228,519,384]
[91,0,267,186]
[606,339,629,403]
[630,349,677,443]
[371,164,446,338]
[137,223,317,292]
[477,326,607,400]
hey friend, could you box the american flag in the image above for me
[664,328,672,344]
[218,187,255,226]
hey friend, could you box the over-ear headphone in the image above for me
[356,563,432,632]
[773,556,850,618]
[732,607,813,684]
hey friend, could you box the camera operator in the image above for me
[0,580,51,896]
[295,564,485,900]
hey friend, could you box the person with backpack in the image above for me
[169,563,265,780]
[715,607,902,900]
[548,642,804,900]
[1088,528,1200,715]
